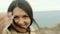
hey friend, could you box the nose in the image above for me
[18,18,25,25]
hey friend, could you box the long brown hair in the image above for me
[8,0,40,34]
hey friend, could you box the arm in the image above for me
[0,12,13,34]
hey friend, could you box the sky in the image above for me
[27,0,60,11]
[0,0,60,12]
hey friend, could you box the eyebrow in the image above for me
[14,16,19,18]
[23,15,28,16]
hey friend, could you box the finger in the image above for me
[7,12,12,17]
[7,12,14,19]
[0,13,7,19]
[0,13,7,22]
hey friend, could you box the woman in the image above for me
[0,0,40,34]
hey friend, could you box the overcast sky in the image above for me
[0,0,60,12]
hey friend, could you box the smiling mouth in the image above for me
[14,22,26,29]
[13,20,27,29]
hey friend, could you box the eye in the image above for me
[14,16,19,19]
[23,15,29,19]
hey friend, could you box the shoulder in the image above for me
[30,26,36,34]
[2,29,11,34]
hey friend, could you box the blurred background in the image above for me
[0,0,60,34]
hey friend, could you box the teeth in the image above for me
[22,25,25,27]
[20,24,25,26]
[21,25,24,26]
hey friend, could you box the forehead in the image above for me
[13,7,28,16]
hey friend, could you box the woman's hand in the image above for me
[0,12,14,34]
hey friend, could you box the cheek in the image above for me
[25,18,31,25]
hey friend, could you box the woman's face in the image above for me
[12,7,31,29]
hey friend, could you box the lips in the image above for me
[13,20,27,29]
